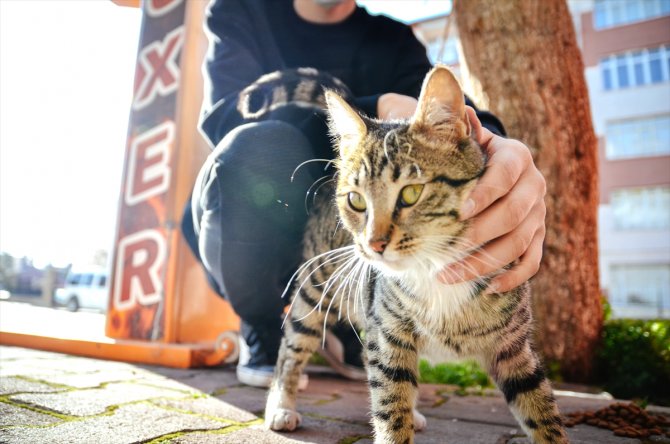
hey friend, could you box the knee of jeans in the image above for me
[211,120,313,166]
[220,274,286,321]
[206,120,323,212]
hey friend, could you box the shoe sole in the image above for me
[237,366,309,390]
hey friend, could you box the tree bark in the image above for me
[454,0,602,382]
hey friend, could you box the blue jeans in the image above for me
[183,120,331,361]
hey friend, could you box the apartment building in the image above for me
[412,0,670,318]
[578,0,670,318]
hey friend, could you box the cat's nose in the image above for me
[369,239,388,254]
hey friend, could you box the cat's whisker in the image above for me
[351,260,367,310]
[320,255,357,298]
[344,261,360,317]
[284,246,354,298]
[290,158,334,182]
[354,261,368,315]
[420,243,470,267]
[291,254,358,325]
[420,243,493,292]
[428,241,508,274]
[331,218,344,239]
[325,258,358,310]
[329,261,363,318]
[382,129,397,163]
[343,260,362,317]
[320,257,361,346]
[339,258,364,321]
[345,260,367,345]
[320,257,360,314]
[419,238,469,263]
[433,236,485,253]
[304,174,335,215]
[312,177,335,206]
[420,235,504,270]
[282,247,355,327]
[423,242,495,277]
[281,253,326,301]
[304,252,356,298]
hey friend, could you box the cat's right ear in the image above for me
[410,65,470,139]
[325,90,367,156]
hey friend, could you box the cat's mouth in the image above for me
[356,244,413,273]
[356,237,470,277]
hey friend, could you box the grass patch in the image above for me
[418,360,492,389]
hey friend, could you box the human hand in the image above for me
[438,106,547,293]
[377,93,418,120]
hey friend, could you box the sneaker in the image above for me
[237,322,308,389]
[236,362,308,390]
[236,363,276,387]
[318,329,367,381]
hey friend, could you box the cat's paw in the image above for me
[413,409,427,431]
[265,407,302,431]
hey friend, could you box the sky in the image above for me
[0,0,142,267]
[360,0,450,23]
[0,0,447,269]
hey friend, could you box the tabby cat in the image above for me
[264,66,567,444]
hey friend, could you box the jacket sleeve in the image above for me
[199,0,279,147]
[352,19,433,117]
[388,25,434,99]
[355,17,506,136]
[465,96,506,137]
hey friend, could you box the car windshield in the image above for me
[66,273,81,286]
[79,274,94,286]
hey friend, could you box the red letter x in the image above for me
[133,26,184,110]
[146,0,181,17]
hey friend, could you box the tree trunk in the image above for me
[454,0,602,382]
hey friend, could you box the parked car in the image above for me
[54,268,109,312]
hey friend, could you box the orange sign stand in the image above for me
[0,0,240,368]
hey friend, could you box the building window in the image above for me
[594,0,670,29]
[602,58,613,90]
[649,48,664,83]
[616,54,630,87]
[606,114,670,159]
[632,51,645,85]
[609,264,670,318]
[611,186,670,230]
[600,45,670,90]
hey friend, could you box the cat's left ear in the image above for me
[325,91,367,157]
[410,65,471,138]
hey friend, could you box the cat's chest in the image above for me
[381,276,488,360]
[390,275,478,328]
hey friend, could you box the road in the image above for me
[0,300,107,341]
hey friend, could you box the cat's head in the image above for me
[325,66,486,276]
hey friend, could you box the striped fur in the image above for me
[264,66,567,444]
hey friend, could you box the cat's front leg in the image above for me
[264,334,313,431]
[265,288,328,431]
[365,322,420,443]
[488,338,568,444]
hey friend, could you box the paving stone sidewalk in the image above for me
[1,345,668,444]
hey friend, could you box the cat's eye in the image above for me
[348,192,367,212]
[399,184,424,207]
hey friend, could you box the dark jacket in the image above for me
[199,0,505,147]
